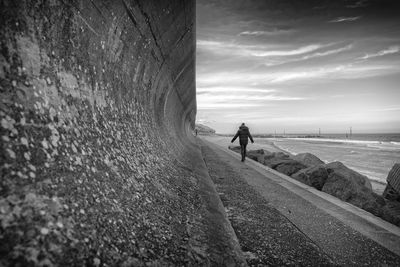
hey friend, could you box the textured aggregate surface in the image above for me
[0,0,202,265]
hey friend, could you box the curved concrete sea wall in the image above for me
[0,1,214,265]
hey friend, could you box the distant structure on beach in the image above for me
[346,127,353,139]
[195,124,216,135]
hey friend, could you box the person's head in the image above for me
[241,123,245,126]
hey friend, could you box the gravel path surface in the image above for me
[200,141,334,266]
[200,139,400,266]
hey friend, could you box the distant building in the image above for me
[195,124,216,135]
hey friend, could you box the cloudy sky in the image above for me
[196,0,400,134]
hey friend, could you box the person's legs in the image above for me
[242,143,247,161]
[240,143,245,161]
[240,142,247,161]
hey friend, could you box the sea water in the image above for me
[257,133,400,192]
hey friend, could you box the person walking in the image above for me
[231,123,254,162]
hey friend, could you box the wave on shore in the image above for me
[287,137,400,151]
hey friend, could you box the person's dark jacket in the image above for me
[231,125,254,145]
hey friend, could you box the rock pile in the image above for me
[229,146,400,227]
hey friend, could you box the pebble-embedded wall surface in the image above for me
[0,1,204,265]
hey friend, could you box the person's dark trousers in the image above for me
[240,141,247,161]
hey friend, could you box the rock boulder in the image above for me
[274,160,308,176]
[325,161,372,190]
[383,163,400,201]
[249,149,266,155]
[291,153,324,167]
[229,146,242,154]
[247,149,269,163]
[291,165,329,190]
[381,163,400,226]
[321,170,383,215]
[380,201,400,227]
[263,152,291,168]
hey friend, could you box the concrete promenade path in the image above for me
[200,136,400,266]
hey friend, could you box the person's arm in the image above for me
[231,131,239,143]
[248,131,254,143]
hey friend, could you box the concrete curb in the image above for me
[190,140,248,266]
[204,139,400,256]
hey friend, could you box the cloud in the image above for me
[197,62,399,87]
[270,68,337,83]
[197,86,276,95]
[197,39,277,57]
[197,40,266,50]
[197,103,262,109]
[371,106,400,112]
[347,0,369,8]
[250,44,323,57]
[301,44,353,60]
[197,94,306,103]
[197,71,275,87]
[267,116,320,122]
[259,44,354,67]
[197,39,329,59]
[238,29,293,36]
[195,118,216,124]
[270,64,398,83]
[313,6,327,10]
[329,16,361,23]
[359,45,400,60]
[197,90,307,111]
